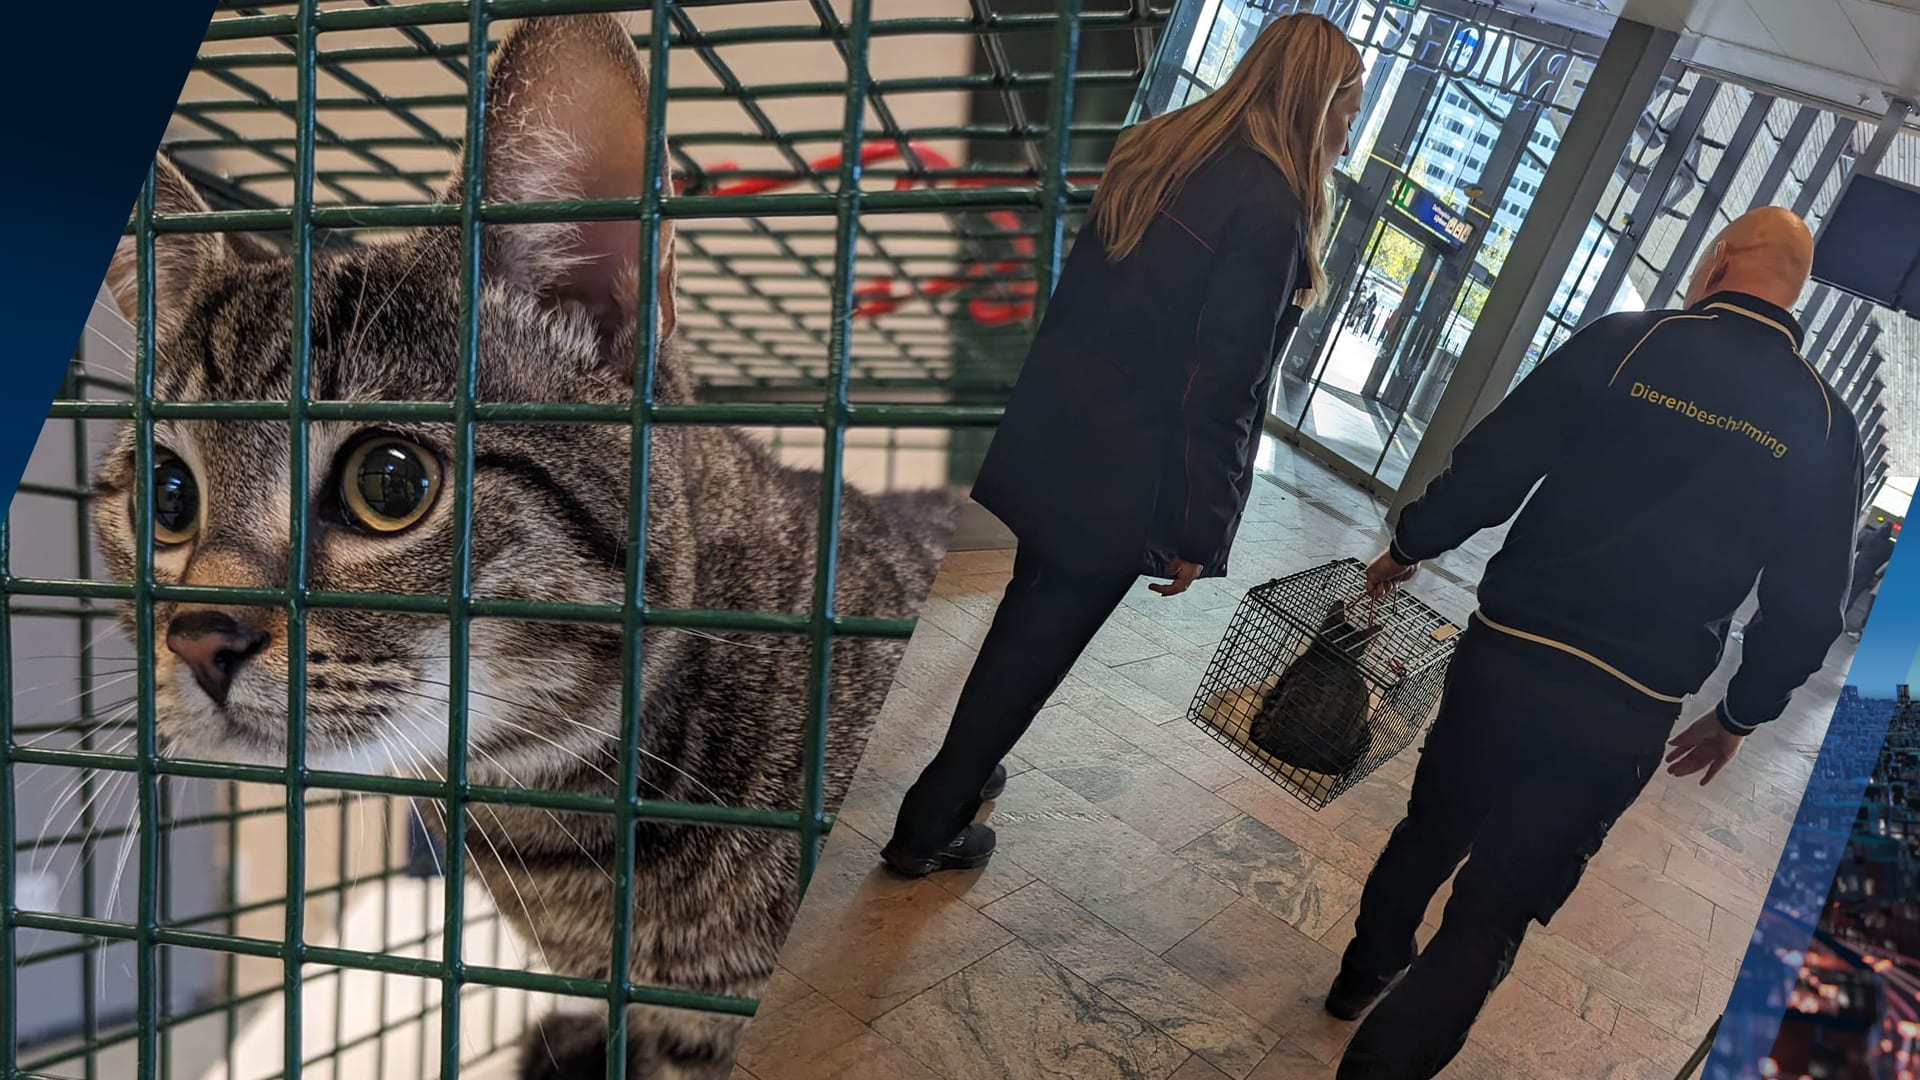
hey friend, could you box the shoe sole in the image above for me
[881,848,995,879]
[1324,970,1407,1022]
[1325,999,1369,1022]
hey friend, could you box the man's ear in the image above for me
[104,155,230,329]
[448,13,681,370]
[1703,240,1730,292]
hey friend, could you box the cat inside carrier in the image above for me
[1190,557,1462,811]
[1,1,1128,1078]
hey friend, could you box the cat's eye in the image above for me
[339,437,440,533]
[151,452,200,546]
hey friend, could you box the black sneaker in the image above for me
[881,823,998,878]
[1324,967,1406,1021]
[981,762,1009,802]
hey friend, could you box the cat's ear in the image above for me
[1318,601,1348,634]
[453,13,680,370]
[104,155,230,329]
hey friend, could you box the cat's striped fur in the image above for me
[95,14,961,1077]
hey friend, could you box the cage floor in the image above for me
[738,443,1849,1080]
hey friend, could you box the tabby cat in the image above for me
[93,14,960,1078]
[1246,599,1382,777]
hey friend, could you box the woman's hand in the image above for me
[1150,558,1204,597]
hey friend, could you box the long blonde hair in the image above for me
[1090,13,1363,308]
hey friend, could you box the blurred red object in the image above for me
[679,141,1098,328]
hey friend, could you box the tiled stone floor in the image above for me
[735,438,1857,1080]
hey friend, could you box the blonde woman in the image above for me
[882,14,1365,876]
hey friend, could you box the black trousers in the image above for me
[887,546,1137,855]
[1336,623,1680,1080]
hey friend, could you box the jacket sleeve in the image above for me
[1717,431,1864,734]
[1388,319,1615,565]
[1173,202,1303,571]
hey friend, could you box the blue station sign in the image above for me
[1389,177,1476,252]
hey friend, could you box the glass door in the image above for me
[1131,0,1605,497]
[1277,219,1441,482]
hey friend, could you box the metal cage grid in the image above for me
[0,1,1172,1077]
[152,0,1163,400]
[1188,558,1460,810]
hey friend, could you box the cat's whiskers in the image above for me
[392,685,623,792]
[10,668,140,705]
[343,236,437,364]
[11,622,144,678]
[346,781,372,921]
[383,700,613,886]
[22,716,137,869]
[461,741,618,886]
[99,773,145,982]
[82,327,137,380]
[12,673,141,737]
[408,795,445,878]
[386,792,482,1068]
[30,721,138,875]
[14,693,141,752]
[49,759,138,905]
[666,627,812,655]
[392,710,565,961]
[409,679,725,806]
[35,768,130,896]
[83,297,138,378]
[334,248,377,363]
[384,713,567,1056]
[441,624,818,656]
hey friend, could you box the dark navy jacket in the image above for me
[1391,292,1864,735]
[972,139,1311,579]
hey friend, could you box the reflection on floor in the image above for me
[734,438,1854,1080]
[1272,373,1426,491]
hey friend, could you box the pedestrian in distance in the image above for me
[876,13,1367,878]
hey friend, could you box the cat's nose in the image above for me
[166,610,270,707]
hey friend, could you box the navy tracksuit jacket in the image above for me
[1391,290,1864,736]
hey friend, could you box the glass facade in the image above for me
[1134,0,1615,492]
[1133,0,1906,509]
[1534,72,1907,510]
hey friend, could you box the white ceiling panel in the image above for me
[1842,0,1920,92]
[1744,0,1885,83]
[1618,0,1920,107]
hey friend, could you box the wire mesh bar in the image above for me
[1,518,16,1075]
[434,0,489,1071]
[281,3,321,1076]
[791,0,872,898]
[195,4,1160,44]
[9,908,757,1013]
[129,142,165,1080]
[1033,0,1083,322]
[1189,559,1461,811]
[46,400,1008,427]
[606,0,671,1067]
[4,1,1173,1075]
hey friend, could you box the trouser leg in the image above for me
[1338,643,1674,1080]
[1338,633,1501,987]
[887,547,1135,855]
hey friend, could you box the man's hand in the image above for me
[1150,558,1203,597]
[1365,550,1418,598]
[1665,712,1744,786]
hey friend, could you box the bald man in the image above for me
[1329,207,1863,1080]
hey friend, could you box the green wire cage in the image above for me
[1,1,1167,1077]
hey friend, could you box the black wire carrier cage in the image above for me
[1188,557,1462,810]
